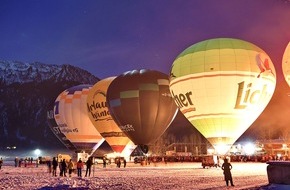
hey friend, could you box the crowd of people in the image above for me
[12,157,40,167]
[0,155,236,187]
[0,155,127,176]
[45,156,126,178]
[49,157,88,178]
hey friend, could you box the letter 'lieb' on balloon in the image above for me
[87,77,133,153]
[54,85,105,154]
[106,69,178,151]
[169,38,276,155]
[282,42,290,87]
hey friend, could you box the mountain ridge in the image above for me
[0,61,100,150]
[0,60,98,85]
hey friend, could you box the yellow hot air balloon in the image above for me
[54,85,105,154]
[282,42,290,87]
[87,77,134,154]
[169,38,276,155]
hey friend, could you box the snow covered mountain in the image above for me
[0,60,98,85]
[0,61,100,150]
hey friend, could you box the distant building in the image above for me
[256,139,290,157]
[163,140,290,158]
[165,142,208,156]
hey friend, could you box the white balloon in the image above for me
[54,85,104,154]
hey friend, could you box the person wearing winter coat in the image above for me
[0,157,3,169]
[67,159,74,177]
[47,160,52,173]
[52,157,58,177]
[123,159,127,168]
[60,159,67,177]
[221,158,234,186]
[77,158,84,177]
[103,157,107,168]
[85,157,93,177]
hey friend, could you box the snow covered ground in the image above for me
[0,161,286,190]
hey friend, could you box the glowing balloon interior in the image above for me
[54,85,104,154]
[169,38,276,155]
[107,69,178,153]
[87,77,133,153]
[282,42,290,87]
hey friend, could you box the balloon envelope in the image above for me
[54,85,104,154]
[282,42,290,87]
[169,38,276,154]
[47,109,76,151]
[87,77,132,153]
[121,140,137,157]
[107,69,178,150]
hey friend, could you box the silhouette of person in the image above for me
[60,159,67,177]
[52,157,58,177]
[222,158,234,186]
[123,159,126,168]
[0,157,3,169]
[85,157,93,177]
[103,157,107,168]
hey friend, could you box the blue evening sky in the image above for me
[0,0,289,81]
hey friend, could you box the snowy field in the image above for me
[0,161,287,190]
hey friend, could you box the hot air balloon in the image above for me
[121,140,136,157]
[47,108,76,151]
[169,38,276,155]
[282,42,290,87]
[107,69,178,153]
[87,77,134,154]
[54,85,105,154]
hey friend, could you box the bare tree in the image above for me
[149,131,170,156]
[279,126,290,142]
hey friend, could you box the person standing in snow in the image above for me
[24,157,27,167]
[67,159,74,177]
[221,158,234,187]
[0,157,3,169]
[103,157,107,168]
[123,159,127,168]
[116,158,121,168]
[52,157,58,177]
[47,160,52,173]
[14,157,18,167]
[60,159,67,177]
[18,159,22,167]
[59,160,62,176]
[77,158,84,177]
[85,157,93,177]
[36,158,39,167]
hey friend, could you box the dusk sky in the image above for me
[0,0,289,137]
[0,0,289,81]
